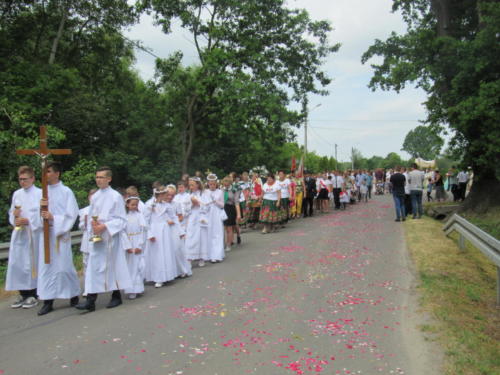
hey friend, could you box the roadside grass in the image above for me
[462,208,500,241]
[404,216,500,375]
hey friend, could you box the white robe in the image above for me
[5,185,42,291]
[201,189,225,262]
[172,193,193,275]
[85,186,132,294]
[166,201,192,276]
[37,182,80,300]
[144,201,179,283]
[184,191,209,261]
[122,211,147,294]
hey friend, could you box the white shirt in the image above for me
[332,176,344,189]
[457,171,469,183]
[277,178,291,199]
[263,183,280,201]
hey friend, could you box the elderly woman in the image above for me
[221,176,241,252]
[259,173,282,234]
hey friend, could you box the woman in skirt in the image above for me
[259,173,282,234]
[221,176,241,252]
[247,172,263,228]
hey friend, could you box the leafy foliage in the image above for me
[362,0,500,208]
[402,125,444,160]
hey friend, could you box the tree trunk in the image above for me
[181,95,197,174]
[48,4,68,65]
[459,175,500,213]
[430,0,451,37]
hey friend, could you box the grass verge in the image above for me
[404,216,500,375]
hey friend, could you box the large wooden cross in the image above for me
[16,126,72,264]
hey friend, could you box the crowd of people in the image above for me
[5,162,471,316]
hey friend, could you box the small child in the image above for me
[165,185,191,278]
[340,188,350,210]
[359,181,368,202]
[427,178,434,202]
[123,196,147,299]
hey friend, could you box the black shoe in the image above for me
[70,296,79,307]
[395,218,401,222]
[402,217,406,221]
[37,301,54,316]
[75,298,96,312]
[237,236,241,245]
[106,298,122,309]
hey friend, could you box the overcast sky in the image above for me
[124,0,428,163]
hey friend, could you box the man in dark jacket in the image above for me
[389,166,406,222]
[303,171,317,217]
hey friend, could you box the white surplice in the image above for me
[37,182,80,300]
[85,186,132,294]
[122,210,147,294]
[5,185,42,291]
[144,201,179,283]
[173,192,193,275]
[201,189,225,262]
[184,191,209,261]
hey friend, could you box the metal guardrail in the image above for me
[443,214,500,306]
[0,230,84,261]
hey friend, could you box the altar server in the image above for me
[75,166,132,312]
[6,166,42,309]
[37,161,80,315]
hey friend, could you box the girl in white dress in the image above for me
[123,197,147,299]
[184,178,209,267]
[144,186,179,287]
[202,174,225,263]
[165,185,191,278]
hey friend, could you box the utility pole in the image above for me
[303,98,308,163]
[351,147,354,170]
[335,143,338,171]
[302,99,321,166]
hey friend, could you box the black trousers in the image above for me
[303,196,314,216]
[458,182,467,200]
[20,289,37,298]
[332,188,341,209]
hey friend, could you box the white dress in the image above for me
[122,210,147,294]
[85,186,132,294]
[201,189,225,262]
[37,182,81,300]
[165,201,191,277]
[5,185,42,291]
[172,193,193,276]
[184,191,209,261]
[144,201,179,283]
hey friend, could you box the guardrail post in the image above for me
[497,267,500,307]
[458,234,466,251]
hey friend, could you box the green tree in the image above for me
[402,125,444,160]
[142,0,339,173]
[362,0,500,210]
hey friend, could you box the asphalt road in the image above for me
[0,195,440,375]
